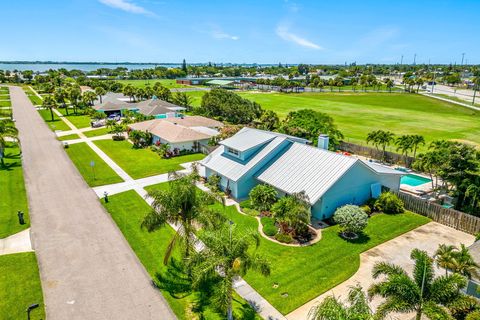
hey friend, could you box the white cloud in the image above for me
[276,25,322,50]
[99,0,154,16]
[211,29,240,40]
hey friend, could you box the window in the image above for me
[227,147,239,156]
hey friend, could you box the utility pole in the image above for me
[413,53,417,65]
[461,53,465,65]
[400,55,403,65]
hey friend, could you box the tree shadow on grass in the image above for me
[154,258,192,299]
[337,231,371,244]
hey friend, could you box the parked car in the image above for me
[91,119,106,128]
[107,113,121,121]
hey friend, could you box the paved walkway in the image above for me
[10,86,176,320]
[286,222,474,320]
[0,229,33,255]
[421,92,480,111]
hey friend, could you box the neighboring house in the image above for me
[93,94,186,118]
[201,127,404,220]
[466,241,480,298]
[128,116,223,152]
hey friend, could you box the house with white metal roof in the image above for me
[201,127,404,220]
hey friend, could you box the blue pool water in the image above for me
[400,174,432,187]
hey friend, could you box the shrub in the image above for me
[365,198,377,212]
[360,205,372,216]
[272,192,311,237]
[260,216,274,226]
[275,233,293,244]
[333,205,368,237]
[239,199,253,210]
[375,192,405,214]
[206,174,221,193]
[249,184,278,212]
[263,223,278,237]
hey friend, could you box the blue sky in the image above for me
[1,0,479,64]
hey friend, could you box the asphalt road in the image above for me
[10,86,176,320]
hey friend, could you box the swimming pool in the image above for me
[400,174,432,187]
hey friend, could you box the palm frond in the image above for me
[372,262,407,279]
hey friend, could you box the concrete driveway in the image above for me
[10,86,176,320]
[286,222,474,320]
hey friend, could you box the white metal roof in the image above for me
[219,128,277,152]
[362,161,405,175]
[202,136,288,181]
[257,143,358,204]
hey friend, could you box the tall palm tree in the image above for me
[0,119,18,166]
[53,87,68,115]
[42,95,57,122]
[395,135,413,166]
[190,225,270,320]
[308,285,373,320]
[94,87,106,104]
[67,85,81,114]
[141,172,222,264]
[434,244,457,276]
[410,135,425,159]
[369,248,468,320]
[82,91,97,107]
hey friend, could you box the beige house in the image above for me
[128,116,223,152]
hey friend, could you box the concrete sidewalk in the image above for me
[11,85,176,320]
[0,229,33,255]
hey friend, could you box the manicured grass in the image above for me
[83,127,110,138]
[102,190,259,320]
[57,133,81,141]
[0,252,45,320]
[187,91,480,151]
[65,142,124,187]
[23,87,43,105]
[116,79,189,89]
[145,182,431,314]
[93,140,205,179]
[0,94,10,99]
[0,100,11,107]
[0,144,29,238]
[37,109,71,131]
[57,108,92,129]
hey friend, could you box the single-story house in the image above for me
[93,94,185,118]
[201,127,404,220]
[128,116,223,152]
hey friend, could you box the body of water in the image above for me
[0,63,180,72]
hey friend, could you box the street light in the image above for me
[26,303,39,320]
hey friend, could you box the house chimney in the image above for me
[318,134,329,150]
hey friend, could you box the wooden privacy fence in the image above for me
[393,191,480,235]
[339,141,415,165]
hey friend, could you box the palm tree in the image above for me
[450,244,480,279]
[67,85,81,114]
[53,87,68,115]
[122,84,135,102]
[94,87,106,104]
[190,225,270,320]
[434,244,457,276]
[141,173,222,264]
[366,130,380,151]
[369,248,468,320]
[82,91,97,106]
[410,135,425,159]
[465,183,480,212]
[42,95,57,122]
[395,135,413,166]
[308,284,373,320]
[366,130,395,162]
[0,119,18,166]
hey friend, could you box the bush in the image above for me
[365,198,377,212]
[375,192,404,214]
[263,223,278,237]
[206,174,221,193]
[275,233,293,244]
[360,205,371,216]
[249,184,278,212]
[333,205,368,237]
[260,216,274,226]
[239,199,253,210]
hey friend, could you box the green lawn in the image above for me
[83,127,110,138]
[0,144,29,238]
[116,79,189,89]
[102,190,259,320]
[0,94,10,99]
[145,182,431,314]
[187,91,480,151]
[37,109,71,131]
[57,133,81,141]
[65,142,124,187]
[0,253,45,320]
[93,140,205,179]
[23,87,43,105]
[0,100,11,107]
[57,108,92,129]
